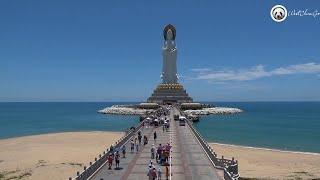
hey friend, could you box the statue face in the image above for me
[166,29,173,40]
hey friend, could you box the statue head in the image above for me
[166,29,173,40]
[163,24,176,41]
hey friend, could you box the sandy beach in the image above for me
[210,143,320,179]
[1,132,320,180]
[0,131,123,180]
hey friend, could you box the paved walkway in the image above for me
[171,108,220,180]
[90,107,221,180]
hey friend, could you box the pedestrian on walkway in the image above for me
[164,150,169,164]
[157,167,162,180]
[130,139,134,153]
[152,167,157,180]
[115,151,120,168]
[110,145,114,153]
[156,144,162,163]
[165,166,169,180]
[138,133,142,145]
[121,145,126,158]
[136,142,139,152]
[160,150,165,165]
[148,161,152,170]
[144,135,148,145]
[107,154,113,170]
[154,131,157,142]
[151,144,155,159]
[147,167,153,180]
[148,160,155,169]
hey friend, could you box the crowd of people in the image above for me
[148,142,171,180]
[146,106,172,180]
[107,144,126,170]
[106,105,172,180]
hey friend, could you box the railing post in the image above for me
[234,160,239,176]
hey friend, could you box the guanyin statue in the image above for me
[161,24,178,84]
[147,24,193,103]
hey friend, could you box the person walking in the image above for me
[156,144,161,163]
[157,167,162,180]
[115,151,120,168]
[110,145,114,153]
[162,123,165,132]
[107,154,113,170]
[144,135,148,145]
[160,150,165,165]
[153,131,157,142]
[138,133,142,145]
[147,167,153,180]
[121,145,126,158]
[152,167,157,180]
[130,139,135,153]
[165,165,169,180]
[135,142,139,152]
[151,144,155,159]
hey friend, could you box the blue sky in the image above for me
[1,0,320,102]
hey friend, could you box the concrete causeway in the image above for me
[87,107,223,180]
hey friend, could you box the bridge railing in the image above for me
[183,115,240,180]
[69,121,144,180]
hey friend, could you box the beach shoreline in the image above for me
[1,131,320,180]
[210,142,320,156]
[0,131,123,180]
[210,142,320,179]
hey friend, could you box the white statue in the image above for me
[161,28,178,84]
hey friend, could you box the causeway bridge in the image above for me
[69,106,239,180]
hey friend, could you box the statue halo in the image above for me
[163,24,176,41]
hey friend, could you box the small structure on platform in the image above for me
[180,102,202,110]
[147,24,193,104]
[137,103,159,109]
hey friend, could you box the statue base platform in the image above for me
[147,83,193,104]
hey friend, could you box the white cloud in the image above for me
[191,68,211,73]
[193,62,320,82]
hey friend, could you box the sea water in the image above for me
[0,102,319,153]
[0,102,138,139]
[194,102,320,153]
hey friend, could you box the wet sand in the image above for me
[210,143,320,180]
[0,131,123,180]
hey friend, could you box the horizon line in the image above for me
[1,100,320,103]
